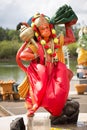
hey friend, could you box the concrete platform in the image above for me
[0,112,87,130]
[0,93,87,129]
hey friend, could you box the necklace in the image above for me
[31,16,61,62]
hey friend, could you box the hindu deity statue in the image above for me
[16,4,78,120]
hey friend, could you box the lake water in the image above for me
[0,61,26,84]
[0,59,77,84]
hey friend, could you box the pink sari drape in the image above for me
[26,43,70,116]
[26,61,69,116]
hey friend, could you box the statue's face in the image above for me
[38,23,51,38]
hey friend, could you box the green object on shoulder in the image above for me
[51,4,78,25]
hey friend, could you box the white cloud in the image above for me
[0,0,87,29]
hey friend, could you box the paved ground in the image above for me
[0,76,87,130]
[0,93,87,115]
[0,93,87,130]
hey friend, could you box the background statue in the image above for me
[76,26,87,78]
[76,26,87,66]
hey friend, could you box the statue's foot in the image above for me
[32,104,38,111]
[26,104,38,117]
[27,110,34,117]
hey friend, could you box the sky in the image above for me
[0,0,87,29]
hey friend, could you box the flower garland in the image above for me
[31,14,60,58]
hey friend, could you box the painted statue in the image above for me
[76,26,87,66]
[16,4,78,117]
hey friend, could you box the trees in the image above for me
[0,27,20,41]
[0,40,21,59]
[0,27,7,41]
[0,25,81,59]
[0,27,21,60]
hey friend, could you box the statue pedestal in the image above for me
[27,113,51,130]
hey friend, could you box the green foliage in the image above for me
[0,25,80,60]
[55,25,65,35]
[0,27,20,41]
[72,25,80,41]
[0,27,7,41]
[78,33,87,50]
[67,42,78,57]
[0,27,21,60]
[6,29,19,41]
[0,40,21,59]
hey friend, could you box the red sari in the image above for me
[25,43,70,116]
[16,26,74,116]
